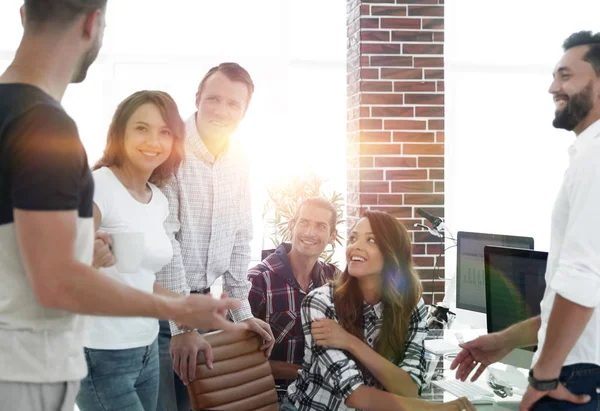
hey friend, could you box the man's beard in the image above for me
[72,40,100,84]
[552,82,594,131]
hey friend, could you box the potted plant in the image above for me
[262,174,345,265]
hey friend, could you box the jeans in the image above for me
[157,320,192,411]
[532,363,600,411]
[279,398,299,411]
[77,338,159,411]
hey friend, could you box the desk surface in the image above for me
[420,328,527,410]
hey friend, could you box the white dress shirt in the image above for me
[156,114,253,335]
[532,118,600,367]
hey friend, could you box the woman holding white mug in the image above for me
[77,90,186,411]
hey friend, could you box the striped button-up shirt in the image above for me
[286,283,428,411]
[248,243,340,380]
[157,114,253,335]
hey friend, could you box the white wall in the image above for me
[445,0,600,279]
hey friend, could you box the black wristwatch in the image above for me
[528,369,559,391]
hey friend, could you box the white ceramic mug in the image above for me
[110,232,145,273]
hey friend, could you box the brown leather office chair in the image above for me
[186,329,279,411]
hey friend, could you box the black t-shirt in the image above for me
[0,83,93,223]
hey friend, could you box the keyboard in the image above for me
[432,379,495,402]
[424,339,461,355]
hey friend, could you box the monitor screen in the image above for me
[484,246,547,339]
[456,231,534,313]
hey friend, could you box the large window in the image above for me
[0,1,347,267]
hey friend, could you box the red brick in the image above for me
[436,131,445,142]
[418,156,444,167]
[359,120,384,131]
[391,30,433,42]
[362,93,404,105]
[361,68,379,80]
[423,18,444,30]
[427,244,443,255]
[395,0,437,3]
[361,0,395,3]
[374,156,417,168]
[421,280,445,293]
[360,194,378,205]
[414,57,444,68]
[360,131,390,142]
[405,193,444,205]
[414,256,436,267]
[387,169,428,180]
[370,56,413,67]
[403,44,444,54]
[361,56,370,66]
[360,81,393,92]
[384,119,427,130]
[360,156,374,167]
[381,18,421,30]
[361,18,379,29]
[371,106,414,118]
[413,244,426,255]
[424,69,444,79]
[381,68,423,80]
[437,81,445,92]
[378,194,404,206]
[360,4,370,15]
[405,94,444,105]
[392,181,434,193]
[408,6,444,16]
[371,5,407,16]
[392,132,435,142]
[434,32,445,41]
[428,119,445,130]
[360,169,384,180]
[360,107,371,117]
[394,81,436,92]
[403,143,444,155]
[360,181,390,193]
[360,143,401,155]
[435,181,445,192]
[429,169,444,179]
[360,30,390,42]
[369,206,413,218]
[415,106,445,117]
[361,43,401,55]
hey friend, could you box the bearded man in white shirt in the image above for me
[450,31,600,411]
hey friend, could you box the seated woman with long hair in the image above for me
[283,210,474,411]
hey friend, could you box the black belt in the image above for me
[190,288,211,295]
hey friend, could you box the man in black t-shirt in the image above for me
[0,2,246,410]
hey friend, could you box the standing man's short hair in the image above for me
[196,62,255,108]
[562,31,600,75]
[24,0,108,30]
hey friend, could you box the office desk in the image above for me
[420,328,527,410]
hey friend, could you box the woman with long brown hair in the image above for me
[283,211,474,411]
[77,90,185,411]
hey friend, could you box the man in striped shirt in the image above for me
[156,63,274,411]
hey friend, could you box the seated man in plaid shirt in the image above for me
[248,197,341,397]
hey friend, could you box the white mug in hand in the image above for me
[110,232,145,273]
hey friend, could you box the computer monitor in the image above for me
[484,246,547,369]
[456,232,534,313]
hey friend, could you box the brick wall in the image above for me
[346,0,445,305]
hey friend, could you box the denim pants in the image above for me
[76,338,159,411]
[532,363,600,411]
[157,320,192,411]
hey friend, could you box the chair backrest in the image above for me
[187,329,279,411]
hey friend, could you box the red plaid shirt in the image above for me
[248,243,340,370]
